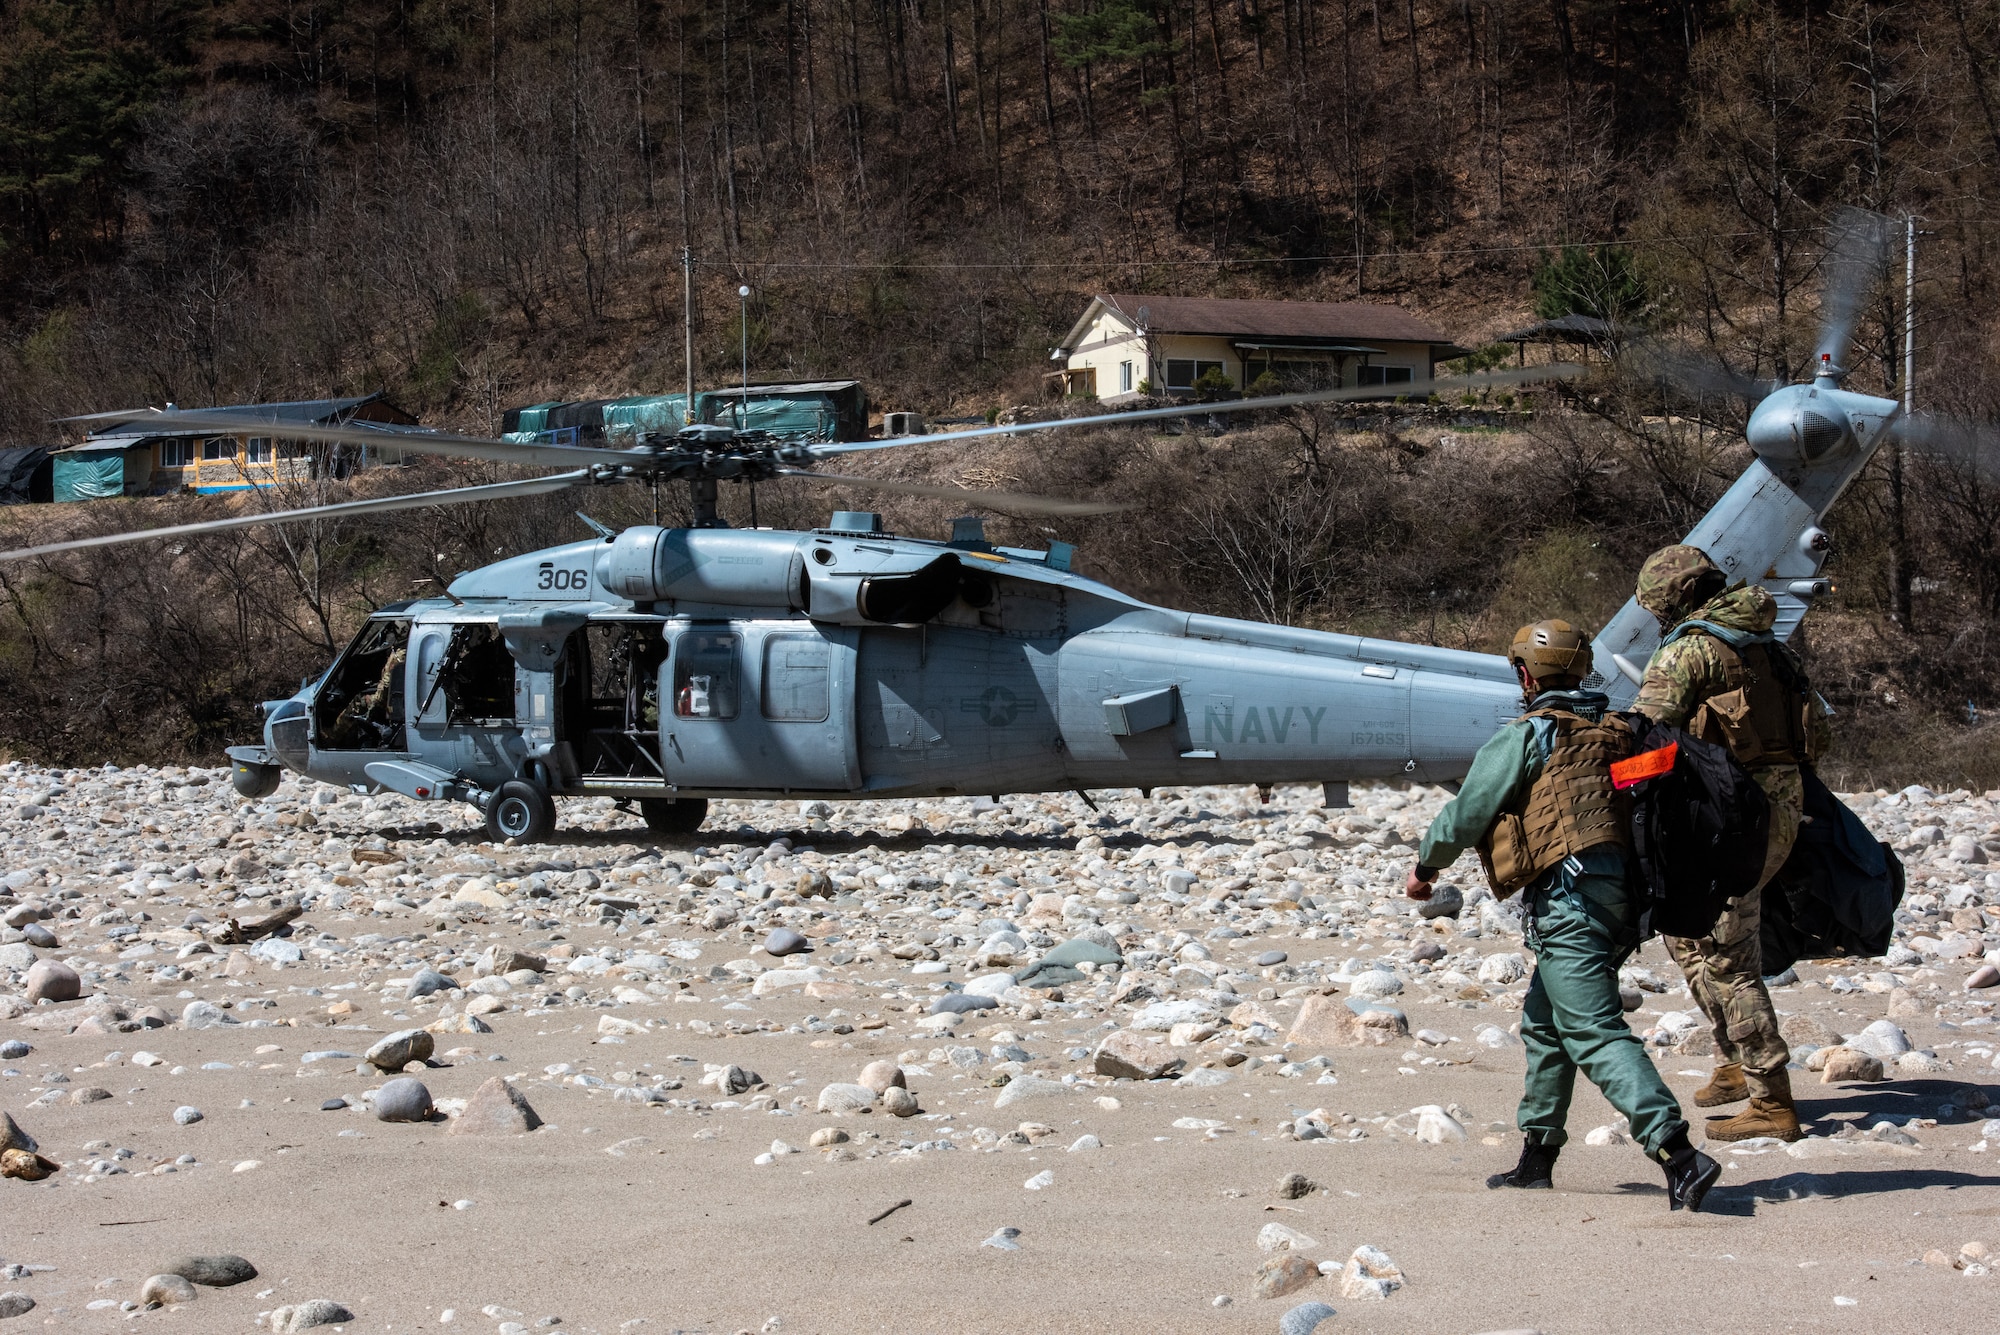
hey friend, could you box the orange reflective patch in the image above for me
[1611,742,1677,789]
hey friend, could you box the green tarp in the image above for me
[52,450,129,502]
[603,394,690,439]
[502,383,861,446]
[699,393,840,441]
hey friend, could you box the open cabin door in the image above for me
[405,619,525,782]
[661,620,860,792]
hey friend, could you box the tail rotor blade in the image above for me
[1624,342,1780,403]
[1896,411,2000,479]
[0,470,594,564]
[1816,206,1896,371]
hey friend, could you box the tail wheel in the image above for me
[486,779,557,843]
[640,797,708,838]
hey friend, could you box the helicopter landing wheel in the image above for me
[486,779,556,843]
[639,797,708,838]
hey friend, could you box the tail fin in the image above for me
[1591,385,1900,706]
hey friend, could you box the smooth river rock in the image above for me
[365,1028,436,1072]
[374,1077,434,1122]
[166,1254,258,1287]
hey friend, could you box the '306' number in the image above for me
[536,566,588,591]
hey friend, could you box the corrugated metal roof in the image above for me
[701,380,862,397]
[1086,295,1457,346]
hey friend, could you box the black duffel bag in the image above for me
[1614,716,1772,941]
[1759,767,1906,974]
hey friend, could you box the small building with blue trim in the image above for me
[52,394,421,501]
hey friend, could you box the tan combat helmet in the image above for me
[1508,619,1594,687]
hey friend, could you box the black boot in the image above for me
[1486,1138,1559,1189]
[1657,1128,1722,1213]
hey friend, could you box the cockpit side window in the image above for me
[314,618,411,750]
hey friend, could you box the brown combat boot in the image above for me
[1694,1062,1749,1108]
[1703,1070,1803,1143]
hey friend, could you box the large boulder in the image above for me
[447,1076,543,1135]
[1094,1029,1184,1081]
[1287,995,1409,1048]
[23,960,79,1004]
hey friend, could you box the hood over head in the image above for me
[1636,544,1728,625]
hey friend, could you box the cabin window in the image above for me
[425,622,516,724]
[1165,359,1225,390]
[673,631,739,720]
[1119,361,1133,394]
[762,634,830,722]
[201,437,233,462]
[245,437,273,463]
[159,440,193,468]
[1356,365,1414,386]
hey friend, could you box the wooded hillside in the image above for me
[2,0,2000,784]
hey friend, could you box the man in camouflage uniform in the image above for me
[1633,544,1830,1143]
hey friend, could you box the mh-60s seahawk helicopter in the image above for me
[12,217,1936,843]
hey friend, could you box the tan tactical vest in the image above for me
[1683,634,1820,769]
[1478,707,1634,897]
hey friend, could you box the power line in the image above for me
[712,227,1832,272]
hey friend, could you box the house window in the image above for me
[1165,359,1226,389]
[245,437,272,463]
[158,440,193,468]
[1356,365,1415,387]
[278,439,307,459]
[1119,361,1133,394]
[201,436,233,462]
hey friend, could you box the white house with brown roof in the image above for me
[1050,294,1465,404]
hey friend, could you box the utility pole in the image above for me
[1904,214,1917,414]
[682,246,696,425]
[1888,215,1918,631]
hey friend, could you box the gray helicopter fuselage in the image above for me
[243,520,1521,812]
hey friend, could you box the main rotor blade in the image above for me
[0,470,594,564]
[807,364,1586,456]
[775,468,1131,515]
[1816,206,1895,371]
[61,408,637,470]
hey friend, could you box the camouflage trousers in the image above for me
[1664,765,1803,1101]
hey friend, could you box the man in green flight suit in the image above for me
[1633,544,1831,1143]
[1407,618,1721,1211]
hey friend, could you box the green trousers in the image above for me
[1517,849,1687,1156]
